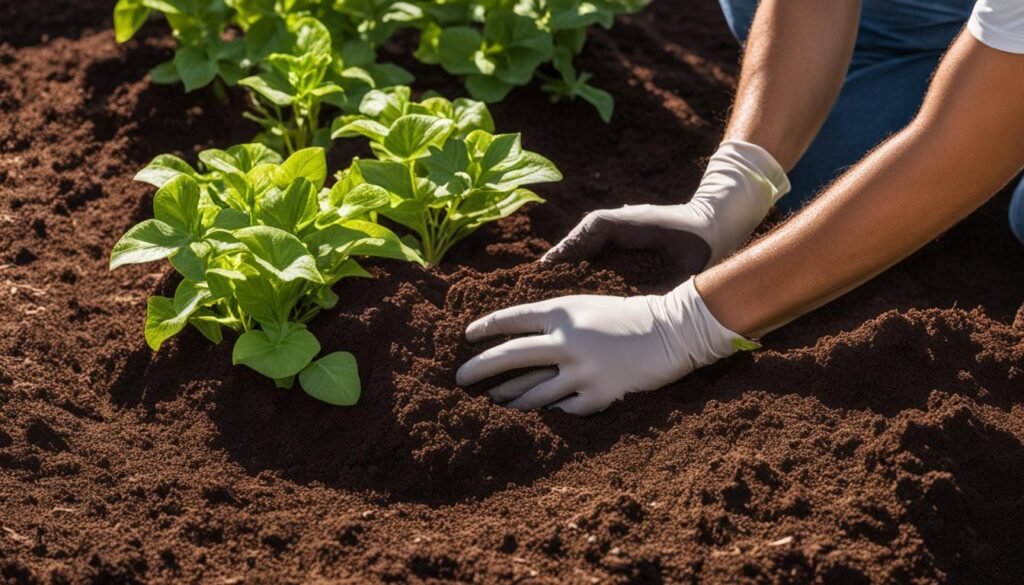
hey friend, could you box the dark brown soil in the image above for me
[2,1,1023,583]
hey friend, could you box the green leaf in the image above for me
[153,175,202,234]
[331,118,390,143]
[383,115,454,161]
[293,16,332,58]
[456,188,545,226]
[319,183,389,224]
[109,219,191,269]
[198,149,240,175]
[364,62,414,87]
[465,74,513,103]
[417,96,453,118]
[303,221,423,269]
[733,337,763,352]
[311,285,339,309]
[422,140,471,198]
[261,178,317,233]
[174,46,218,92]
[144,297,183,351]
[487,11,552,54]
[478,133,521,178]
[549,2,613,30]
[205,265,244,299]
[232,321,321,379]
[299,352,360,406]
[473,50,497,75]
[438,27,483,75]
[245,16,293,63]
[233,226,323,283]
[275,147,327,191]
[144,280,211,351]
[359,87,411,124]
[339,65,376,87]
[142,0,190,15]
[114,0,151,43]
[239,70,295,106]
[168,244,207,281]
[134,154,196,188]
[227,143,282,171]
[212,208,250,230]
[577,82,615,123]
[335,259,373,279]
[378,198,428,234]
[149,60,180,84]
[481,151,563,191]
[355,159,417,200]
[199,144,280,176]
[340,39,376,67]
[233,276,289,324]
[338,220,425,264]
[451,98,494,134]
[414,23,443,64]
[189,309,224,345]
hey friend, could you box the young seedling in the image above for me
[333,88,562,265]
[110,144,423,405]
[239,17,351,153]
[539,46,615,123]
[240,15,416,154]
[415,0,650,119]
[113,0,244,93]
[416,9,554,103]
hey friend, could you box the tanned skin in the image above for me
[697,32,1024,338]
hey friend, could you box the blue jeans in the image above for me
[719,0,1024,244]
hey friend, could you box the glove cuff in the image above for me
[651,278,759,372]
[691,140,791,266]
[717,140,791,204]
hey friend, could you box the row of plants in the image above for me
[113,0,650,123]
[109,0,644,406]
[110,91,561,404]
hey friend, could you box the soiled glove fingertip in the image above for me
[538,248,560,264]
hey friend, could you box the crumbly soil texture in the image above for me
[2,1,1023,583]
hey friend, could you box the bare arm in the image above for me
[540,1,861,268]
[724,0,861,169]
[697,33,1024,339]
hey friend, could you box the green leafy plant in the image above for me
[109,143,423,405]
[114,0,649,121]
[415,0,650,121]
[240,16,355,153]
[113,0,415,96]
[114,0,245,92]
[333,87,562,264]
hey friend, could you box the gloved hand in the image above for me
[542,140,791,269]
[456,278,753,416]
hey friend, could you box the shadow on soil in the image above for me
[108,246,1024,508]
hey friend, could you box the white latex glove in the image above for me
[456,278,754,416]
[542,140,791,269]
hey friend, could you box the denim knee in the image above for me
[718,0,759,44]
[1010,177,1024,245]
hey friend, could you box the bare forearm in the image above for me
[698,34,1024,338]
[724,0,860,169]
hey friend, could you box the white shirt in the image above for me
[968,0,1024,53]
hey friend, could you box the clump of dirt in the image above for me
[2,0,1023,583]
